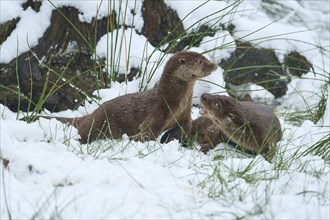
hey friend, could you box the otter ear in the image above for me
[228,113,235,120]
[179,58,186,65]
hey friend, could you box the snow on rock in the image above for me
[0,3,53,63]
[0,0,24,22]
[95,28,165,90]
[0,0,144,64]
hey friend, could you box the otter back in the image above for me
[22,51,217,144]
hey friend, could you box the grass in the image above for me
[1,0,330,219]
[301,133,330,162]
[283,78,329,126]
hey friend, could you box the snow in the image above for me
[0,0,143,64]
[164,0,229,31]
[1,0,330,219]
[198,30,236,62]
[0,1,24,22]
[95,28,165,90]
[0,3,53,63]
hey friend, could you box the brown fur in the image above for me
[199,93,282,161]
[27,51,217,144]
[161,116,232,153]
[190,116,228,153]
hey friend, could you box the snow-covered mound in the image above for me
[1,1,329,219]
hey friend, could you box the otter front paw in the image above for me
[160,126,181,143]
[200,144,214,154]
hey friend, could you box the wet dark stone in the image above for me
[0,6,115,112]
[141,0,185,48]
[220,41,289,98]
[284,51,314,77]
[0,18,20,44]
[117,67,140,83]
[22,0,42,12]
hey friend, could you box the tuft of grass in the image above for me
[29,187,81,220]
[301,133,330,162]
[76,140,119,158]
[284,80,329,125]
[18,50,98,120]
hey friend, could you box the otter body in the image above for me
[199,93,282,161]
[27,51,217,143]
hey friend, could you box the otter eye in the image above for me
[197,59,202,64]
[179,58,186,64]
[215,103,219,107]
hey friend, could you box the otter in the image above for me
[24,51,217,144]
[161,94,282,161]
[198,93,282,161]
[161,116,231,153]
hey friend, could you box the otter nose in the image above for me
[201,93,211,101]
[212,63,217,70]
[201,93,207,101]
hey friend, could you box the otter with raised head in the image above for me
[24,51,217,144]
[198,93,282,161]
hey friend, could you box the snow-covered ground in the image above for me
[1,1,329,219]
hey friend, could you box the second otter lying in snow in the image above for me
[24,51,217,144]
[198,93,282,161]
[162,94,282,161]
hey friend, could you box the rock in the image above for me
[0,6,114,112]
[140,0,216,52]
[284,51,314,77]
[141,0,185,49]
[1,2,313,113]
[0,18,20,44]
[220,41,289,99]
[117,67,140,83]
[22,0,42,12]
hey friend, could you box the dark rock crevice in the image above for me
[0,18,20,44]
[220,41,289,99]
[22,0,42,12]
[141,0,185,49]
[0,6,115,112]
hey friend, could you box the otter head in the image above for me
[163,51,217,82]
[199,93,243,128]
